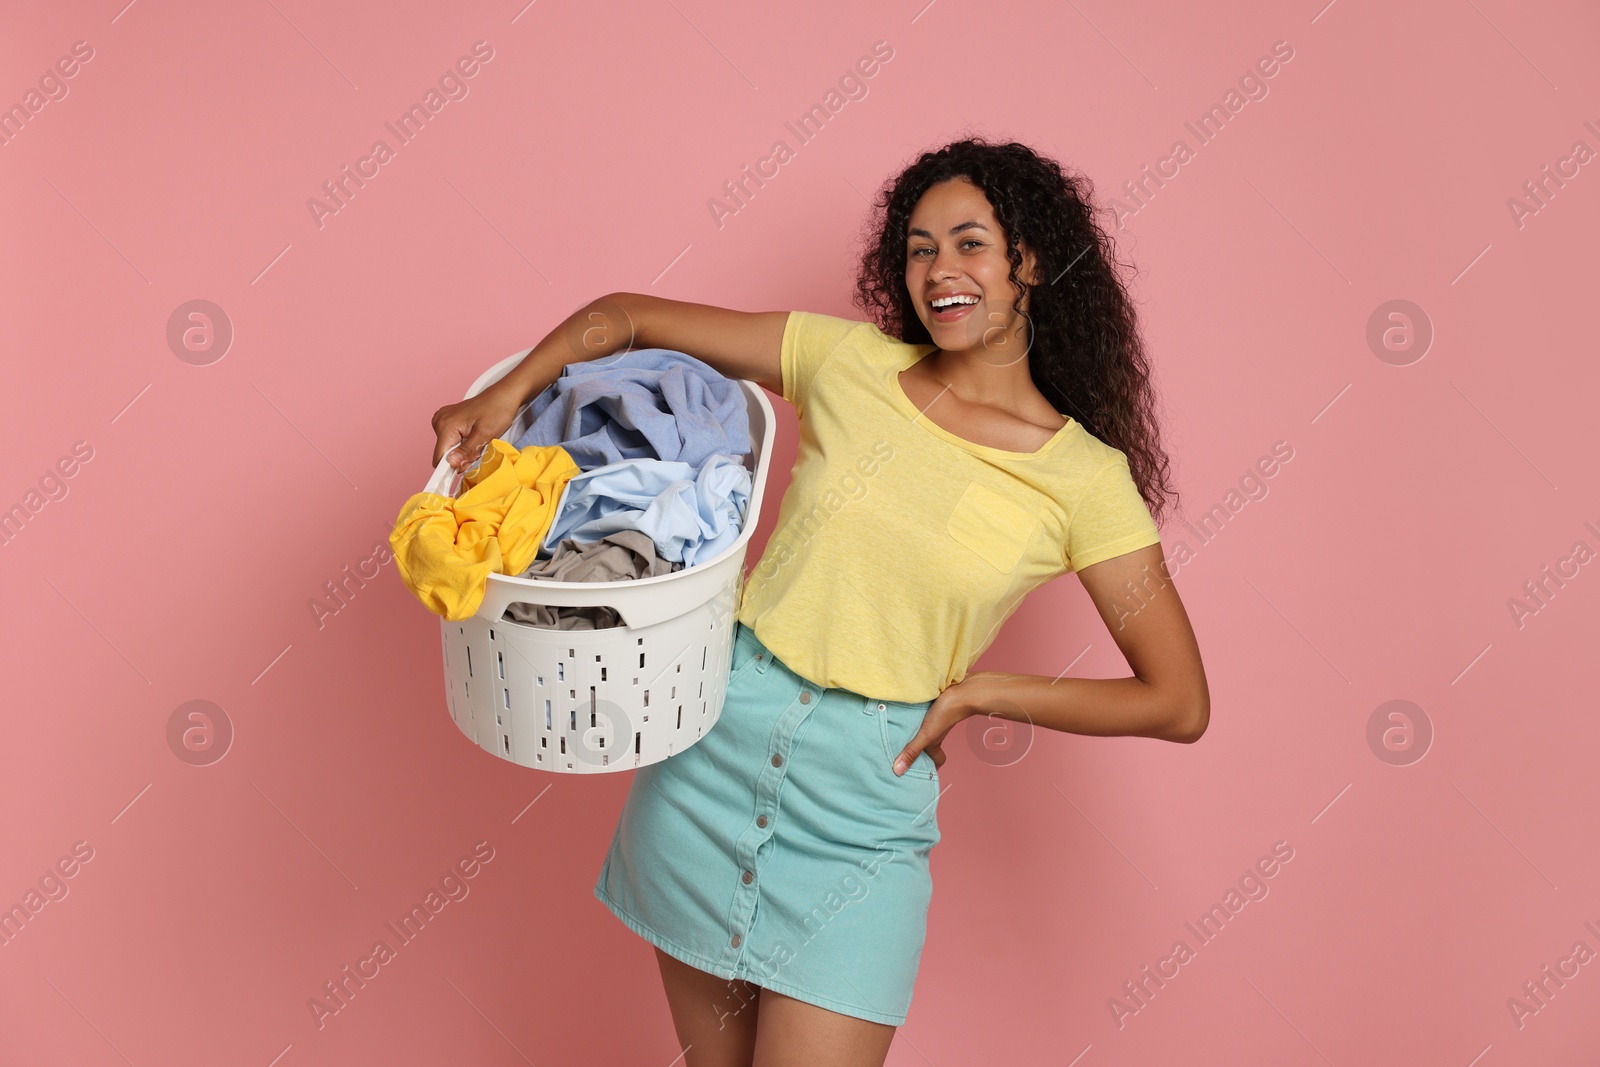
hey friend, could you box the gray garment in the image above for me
[502,529,681,630]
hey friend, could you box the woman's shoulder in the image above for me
[788,310,922,354]
[1043,420,1135,491]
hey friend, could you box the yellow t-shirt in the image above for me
[735,311,1162,702]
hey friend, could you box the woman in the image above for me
[429,137,1209,1066]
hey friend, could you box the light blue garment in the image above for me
[594,621,942,1027]
[512,348,750,471]
[541,454,751,567]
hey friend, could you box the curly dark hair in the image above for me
[853,136,1178,526]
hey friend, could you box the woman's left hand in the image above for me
[892,671,1001,776]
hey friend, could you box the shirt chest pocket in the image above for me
[946,482,1043,573]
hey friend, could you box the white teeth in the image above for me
[932,295,979,309]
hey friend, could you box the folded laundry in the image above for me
[511,348,750,471]
[389,440,580,622]
[503,529,682,630]
[540,453,750,568]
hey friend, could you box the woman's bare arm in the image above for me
[431,292,787,469]
[487,292,785,408]
[961,543,1209,745]
[889,542,1207,775]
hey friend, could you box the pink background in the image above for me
[4,0,1598,1063]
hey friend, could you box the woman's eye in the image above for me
[908,241,981,257]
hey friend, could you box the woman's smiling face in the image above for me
[904,177,1040,357]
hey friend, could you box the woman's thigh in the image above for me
[752,988,896,1067]
[655,947,763,1067]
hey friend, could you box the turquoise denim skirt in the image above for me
[594,620,943,1026]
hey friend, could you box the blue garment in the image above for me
[512,349,750,471]
[541,454,751,567]
[595,621,942,1027]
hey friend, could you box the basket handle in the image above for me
[420,353,543,497]
[481,559,741,630]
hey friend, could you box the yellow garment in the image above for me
[390,440,580,621]
[736,311,1163,702]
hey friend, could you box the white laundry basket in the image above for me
[418,348,777,774]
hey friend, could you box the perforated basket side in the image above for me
[425,350,778,774]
